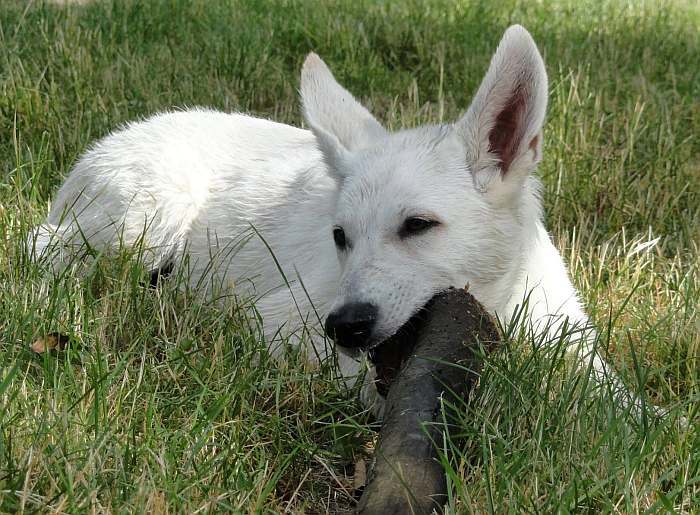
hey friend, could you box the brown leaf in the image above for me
[30,333,70,353]
[353,458,367,491]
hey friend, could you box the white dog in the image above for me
[32,26,631,410]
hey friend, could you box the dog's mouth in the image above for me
[367,308,428,397]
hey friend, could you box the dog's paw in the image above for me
[359,366,387,419]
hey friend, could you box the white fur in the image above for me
[31,26,637,412]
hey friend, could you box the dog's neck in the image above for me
[503,217,590,341]
[472,179,590,342]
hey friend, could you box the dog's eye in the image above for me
[333,226,347,249]
[400,217,440,239]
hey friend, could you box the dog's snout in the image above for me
[325,302,378,349]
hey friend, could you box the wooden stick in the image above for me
[357,288,500,515]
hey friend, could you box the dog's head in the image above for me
[301,26,548,355]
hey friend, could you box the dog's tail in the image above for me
[27,221,65,269]
[27,214,182,278]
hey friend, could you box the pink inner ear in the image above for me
[488,85,527,175]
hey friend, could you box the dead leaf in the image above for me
[30,333,70,353]
[353,458,367,491]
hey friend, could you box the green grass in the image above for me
[1,0,699,512]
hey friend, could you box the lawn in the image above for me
[1,0,699,512]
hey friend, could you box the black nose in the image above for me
[325,302,378,349]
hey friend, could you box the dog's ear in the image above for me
[455,25,548,198]
[301,53,386,178]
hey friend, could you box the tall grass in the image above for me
[1,0,698,512]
